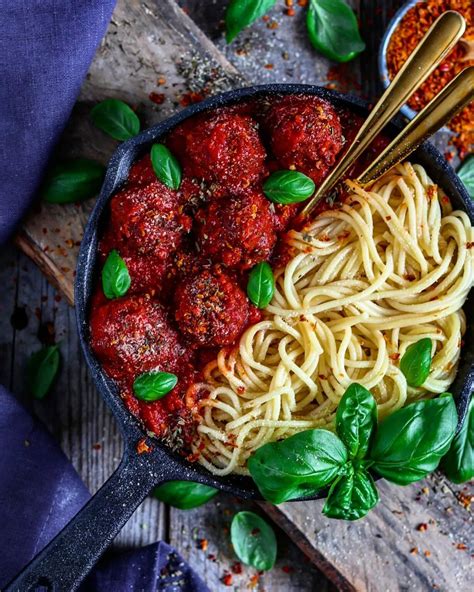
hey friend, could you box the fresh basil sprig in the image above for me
[306,0,365,63]
[248,428,348,503]
[225,0,277,43]
[370,394,458,485]
[457,154,474,199]
[323,467,379,521]
[441,397,473,484]
[247,261,274,309]
[27,344,60,399]
[336,383,377,459]
[230,511,277,571]
[400,338,432,387]
[91,98,140,141]
[263,170,315,204]
[153,481,218,509]
[150,144,182,190]
[42,159,105,204]
[133,371,178,402]
[249,384,458,521]
[102,250,131,299]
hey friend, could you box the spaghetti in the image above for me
[195,162,474,475]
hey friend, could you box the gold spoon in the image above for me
[357,66,474,185]
[302,10,466,217]
[460,38,474,61]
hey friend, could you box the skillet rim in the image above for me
[75,83,474,500]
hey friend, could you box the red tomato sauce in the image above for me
[89,94,388,452]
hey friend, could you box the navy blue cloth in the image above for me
[0,2,208,590]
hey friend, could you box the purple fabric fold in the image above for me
[0,0,115,243]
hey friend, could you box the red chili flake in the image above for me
[198,538,208,551]
[249,574,260,588]
[92,443,102,450]
[424,550,431,558]
[417,523,428,532]
[149,92,166,105]
[221,573,233,586]
[285,0,293,6]
[136,438,152,454]
[285,7,296,16]
[262,15,270,22]
[466,242,474,249]
[179,91,205,107]
[264,63,274,70]
[267,20,279,30]
[298,0,308,5]
[157,77,166,85]
[456,543,468,550]
[207,553,217,562]
[389,353,400,361]
[231,561,243,574]
[410,547,418,555]
[282,565,294,573]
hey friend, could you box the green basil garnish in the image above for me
[41,159,105,204]
[225,0,277,43]
[306,0,365,63]
[263,170,315,204]
[153,481,218,509]
[441,397,473,484]
[457,154,474,199]
[336,383,377,459]
[101,250,131,299]
[150,143,182,190]
[322,467,379,521]
[27,345,60,400]
[369,394,457,485]
[247,261,274,309]
[399,338,432,387]
[133,371,178,402]
[248,429,348,503]
[230,511,277,571]
[90,98,140,141]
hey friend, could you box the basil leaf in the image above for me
[336,383,377,459]
[90,98,140,141]
[457,154,474,199]
[441,397,473,484]
[133,371,178,402]
[370,394,458,485]
[322,467,379,520]
[400,338,432,387]
[248,429,348,503]
[101,250,131,299]
[153,481,218,509]
[42,159,105,204]
[263,170,315,204]
[247,262,274,309]
[150,143,182,190]
[27,345,60,400]
[225,0,277,43]
[306,0,365,63]
[230,511,277,571]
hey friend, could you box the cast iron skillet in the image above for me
[7,84,474,592]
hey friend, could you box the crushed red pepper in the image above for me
[386,0,474,158]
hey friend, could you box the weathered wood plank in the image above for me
[261,476,473,592]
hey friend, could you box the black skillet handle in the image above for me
[4,446,182,592]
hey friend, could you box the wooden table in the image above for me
[0,1,472,590]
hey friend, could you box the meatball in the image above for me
[167,111,266,192]
[265,95,343,184]
[174,267,250,347]
[196,191,277,270]
[110,180,192,260]
[90,295,189,383]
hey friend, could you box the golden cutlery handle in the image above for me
[357,67,474,185]
[302,10,466,216]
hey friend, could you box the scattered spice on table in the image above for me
[386,0,473,158]
[149,91,166,105]
[197,538,208,551]
[417,523,428,532]
[221,572,233,586]
[231,561,243,574]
